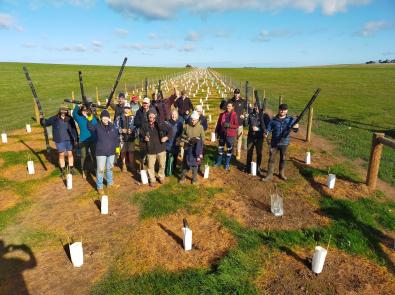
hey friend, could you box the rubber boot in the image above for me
[279,165,287,180]
[262,162,274,182]
[225,154,231,171]
[215,154,223,167]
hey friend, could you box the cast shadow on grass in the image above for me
[19,140,48,171]
[293,160,395,273]
[319,116,395,138]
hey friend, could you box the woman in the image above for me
[165,110,183,176]
[42,105,78,177]
[215,102,238,171]
[87,109,120,194]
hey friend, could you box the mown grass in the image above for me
[0,62,186,131]
[215,65,395,185]
[130,178,221,219]
[92,186,395,295]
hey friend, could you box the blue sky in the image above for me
[0,0,394,67]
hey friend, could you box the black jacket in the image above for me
[140,121,173,155]
[247,110,270,138]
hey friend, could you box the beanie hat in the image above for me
[118,92,125,99]
[279,103,288,110]
[190,111,200,120]
[100,109,110,118]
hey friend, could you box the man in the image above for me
[72,102,97,178]
[166,110,184,176]
[215,102,238,171]
[230,89,248,160]
[134,97,157,169]
[192,105,208,131]
[140,111,173,187]
[114,103,137,172]
[179,111,205,184]
[109,92,126,121]
[174,90,193,122]
[262,104,299,181]
[42,105,78,177]
[87,109,120,194]
[245,103,270,174]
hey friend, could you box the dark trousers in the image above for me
[80,141,95,172]
[268,145,288,170]
[246,136,263,171]
[181,155,198,181]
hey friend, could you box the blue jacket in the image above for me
[44,114,78,143]
[166,118,183,153]
[87,120,120,156]
[266,115,298,147]
[72,105,97,143]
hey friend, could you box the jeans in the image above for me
[96,155,115,189]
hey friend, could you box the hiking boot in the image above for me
[191,179,198,185]
[158,177,165,184]
[149,182,157,188]
[60,167,66,178]
[215,154,223,167]
[262,163,274,182]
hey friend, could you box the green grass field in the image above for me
[215,65,395,185]
[0,62,186,131]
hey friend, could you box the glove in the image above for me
[116,146,121,155]
[87,114,94,121]
[224,122,230,128]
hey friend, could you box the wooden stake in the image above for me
[72,91,75,101]
[96,87,99,104]
[306,107,314,143]
[33,99,40,123]
[279,95,283,106]
[366,132,385,190]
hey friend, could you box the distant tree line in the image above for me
[365,59,395,64]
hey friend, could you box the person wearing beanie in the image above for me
[179,110,205,184]
[165,110,184,176]
[41,105,78,177]
[190,104,208,131]
[140,111,173,187]
[114,102,137,172]
[130,95,140,114]
[72,103,98,179]
[245,103,270,175]
[87,109,120,194]
[215,102,238,171]
[109,92,127,121]
[262,103,299,181]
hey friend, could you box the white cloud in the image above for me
[22,42,37,48]
[185,31,201,41]
[357,20,393,37]
[122,42,176,50]
[62,44,87,52]
[115,28,129,36]
[106,0,371,20]
[0,13,23,31]
[179,43,195,52]
[253,28,299,42]
[92,40,103,47]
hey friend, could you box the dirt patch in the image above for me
[0,139,51,153]
[257,247,395,295]
[117,212,236,275]
[0,163,55,181]
[0,191,21,211]
[314,175,370,200]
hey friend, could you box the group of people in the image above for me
[42,86,298,193]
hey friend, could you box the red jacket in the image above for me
[215,111,239,138]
